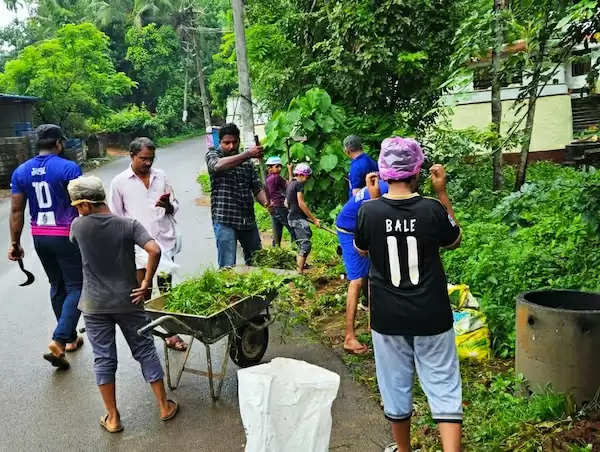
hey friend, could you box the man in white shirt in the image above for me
[109,137,186,351]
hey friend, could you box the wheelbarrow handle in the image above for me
[137,315,197,337]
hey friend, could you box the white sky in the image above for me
[0,3,29,28]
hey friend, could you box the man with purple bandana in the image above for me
[9,124,84,370]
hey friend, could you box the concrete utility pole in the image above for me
[231,0,256,149]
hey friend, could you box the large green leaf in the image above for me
[290,142,305,160]
[302,118,316,132]
[319,153,338,171]
[315,113,335,133]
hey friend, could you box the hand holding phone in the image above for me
[155,192,171,208]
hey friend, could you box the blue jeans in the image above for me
[213,223,262,268]
[270,207,296,246]
[33,235,83,344]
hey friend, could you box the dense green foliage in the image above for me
[443,162,600,357]
[0,0,230,138]
[165,268,286,316]
[0,23,135,133]
[125,24,183,110]
[264,88,349,213]
[210,0,469,131]
[418,365,570,450]
[91,104,155,135]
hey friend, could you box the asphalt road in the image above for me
[0,138,391,452]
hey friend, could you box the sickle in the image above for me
[18,259,35,287]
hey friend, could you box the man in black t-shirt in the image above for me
[285,163,321,273]
[354,137,462,452]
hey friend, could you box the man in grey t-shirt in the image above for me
[68,176,178,433]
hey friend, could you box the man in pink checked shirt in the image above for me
[109,137,186,351]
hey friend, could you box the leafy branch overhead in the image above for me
[264,88,348,213]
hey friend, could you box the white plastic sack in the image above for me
[238,358,340,452]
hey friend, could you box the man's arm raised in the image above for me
[208,146,263,173]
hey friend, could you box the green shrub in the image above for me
[165,268,287,316]
[155,85,205,135]
[443,162,600,357]
[461,371,569,450]
[264,88,349,213]
[92,104,159,136]
[196,172,211,194]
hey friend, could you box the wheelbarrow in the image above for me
[138,289,277,401]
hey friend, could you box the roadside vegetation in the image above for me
[4,0,599,448]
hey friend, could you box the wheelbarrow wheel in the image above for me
[229,316,269,368]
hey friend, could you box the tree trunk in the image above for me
[491,0,504,190]
[514,34,548,191]
[514,92,537,190]
[192,31,212,130]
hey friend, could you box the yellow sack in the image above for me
[455,327,492,361]
[448,283,479,309]
[449,284,492,361]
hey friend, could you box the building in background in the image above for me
[443,40,600,160]
[0,93,39,188]
[226,96,270,145]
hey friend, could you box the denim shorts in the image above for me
[289,218,312,256]
[371,328,463,424]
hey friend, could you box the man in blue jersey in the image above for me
[336,172,388,354]
[9,124,84,370]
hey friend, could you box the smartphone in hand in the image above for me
[155,192,171,207]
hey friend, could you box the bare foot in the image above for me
[344,337,368,355]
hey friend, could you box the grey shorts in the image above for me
[289,218,312,256]
[84,311,164,386]
[372,328,463,424]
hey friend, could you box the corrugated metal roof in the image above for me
[0,94,40,103]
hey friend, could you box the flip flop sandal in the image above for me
[43,352,70,370]
[160,400,179,422]
[383,443,398,452]
[65,336,84,353]
[100,415,123,433]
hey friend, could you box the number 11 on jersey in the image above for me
[386,236,420,287]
